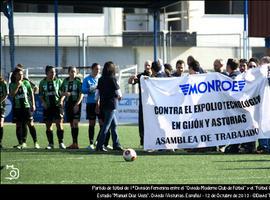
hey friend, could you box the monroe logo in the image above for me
[179,80,245,95]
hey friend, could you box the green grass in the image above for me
[1,124,269,184]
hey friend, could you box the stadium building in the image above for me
[1,1,268,77]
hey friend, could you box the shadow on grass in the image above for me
[2,148,268,157]
[1,147,230,156]
[215,159,270,163]
[221,167,270,170]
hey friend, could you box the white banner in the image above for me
[141,65,270,150]
[80,94,139,124]
[117,94,139,124]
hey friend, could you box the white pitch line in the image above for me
[2,176,270,184]
[3,157,84,162]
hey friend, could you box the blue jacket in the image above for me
[82,74,100,103]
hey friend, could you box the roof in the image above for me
[14,0,180,9]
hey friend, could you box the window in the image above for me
[13,3,103,14]
[205,0,243,14]
[165,2,182,31]
[73,6,103,13]
[123,8,135,14]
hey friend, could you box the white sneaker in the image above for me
[86,144,95,151]
[218,146,226,153]
[145,149,155,152]
[13,144,22,149]
[34,142,40,149]
[59,143,66,149]
[105,145,113,150]
[21,143,27,148]
[46,144,54,150]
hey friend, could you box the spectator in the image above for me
[248,57,260,67]
[239,59,256,153]
[128,60,152,147]
[172,60,185,77]
[188,60,201,75]
[187,55,205,73]
[224,59,241,153]
[247,60,257,69]
[239,58,248,73]
[164,63,173,77]
[151,61,167,77]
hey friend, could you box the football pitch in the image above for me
[0,124,269,184]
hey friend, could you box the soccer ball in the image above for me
[123,148,137,162]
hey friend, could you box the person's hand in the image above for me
[89,85,97,93]
[128,75,137,84]
[31,105,36,112]
[59,100,64,107]
[117,95,122,101]
[16,80,23,87]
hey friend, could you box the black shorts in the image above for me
[65,102,81,122]
[86,103,104,120]
[43,106,64,122]
[13,108,33,122]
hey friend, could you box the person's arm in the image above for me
[113,77,122,101]
[116,88,122,101]
[128,74,139,85]
[82,77,96,94]
[58,79,65,107]
[95,89,100,114]
[9,81,22,97]
[27,78,38,93]
[76,80,84,106]
[27,81,36,112]
[0,83,8,104]
[73,80,84,113]
[39,80,47,109]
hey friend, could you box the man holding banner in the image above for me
[128,60,152,147]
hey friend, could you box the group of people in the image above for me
[0,61,123,152]
[0,55,269,154]
[128,55,270,154]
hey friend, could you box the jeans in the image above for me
[96,109,120,149]
[258,138,270,152]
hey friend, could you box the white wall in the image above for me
[1,8,123,36]
[188,1,265,47]
[2,46,135,76]
[135,46,240,72]
[86,47,134,67]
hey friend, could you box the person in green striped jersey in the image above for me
[39,65,66,149]
[61,66,83,149]
[10,64,40,149]
[9,68,38,149]
[0,76,8,149]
